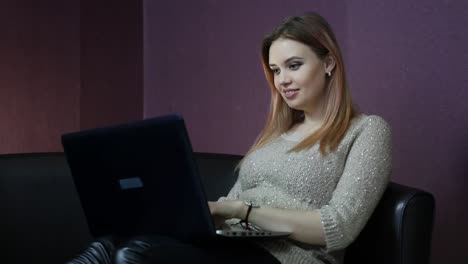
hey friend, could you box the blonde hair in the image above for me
[245,12,356,159]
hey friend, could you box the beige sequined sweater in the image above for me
[222,115,392,264]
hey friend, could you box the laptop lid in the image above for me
[62,115,216,242]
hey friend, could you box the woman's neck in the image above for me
[302,98,326,128]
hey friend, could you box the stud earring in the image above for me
[326,71,331,77]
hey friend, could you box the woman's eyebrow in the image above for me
[269,56,304,67]
[285,56,304,63]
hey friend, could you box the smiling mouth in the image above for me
[284,89,299,99]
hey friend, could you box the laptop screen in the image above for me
[62,115,216,242]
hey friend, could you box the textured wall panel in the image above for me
[0,0,80,154]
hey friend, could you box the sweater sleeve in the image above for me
[319,116,392,252]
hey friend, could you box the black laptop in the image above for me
[61,114,290,242]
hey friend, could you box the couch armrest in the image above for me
[345,182,435,264]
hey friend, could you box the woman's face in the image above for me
[268,38,330,113]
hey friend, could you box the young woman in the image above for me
[207,12,392,263]
[68,12,391,264]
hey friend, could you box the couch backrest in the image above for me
[194,152,241,201]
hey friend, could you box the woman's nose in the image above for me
[278,72,292,86]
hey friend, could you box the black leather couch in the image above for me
[0,152,435,264]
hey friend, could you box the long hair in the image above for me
[245,12,356,158]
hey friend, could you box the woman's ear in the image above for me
[324,55,336,73]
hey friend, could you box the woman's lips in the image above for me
[284,89,299,99]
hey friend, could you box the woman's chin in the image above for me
[284,101,304,111]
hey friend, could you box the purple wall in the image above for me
[80,0,143,130]
[0,0,144,154]
[0,0,81,154]
[144,1,468,262]
[345,1,468,262]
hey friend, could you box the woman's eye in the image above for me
[289,63,302,70]
[271,68,280,75]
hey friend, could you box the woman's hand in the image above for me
[208,200,246,227]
